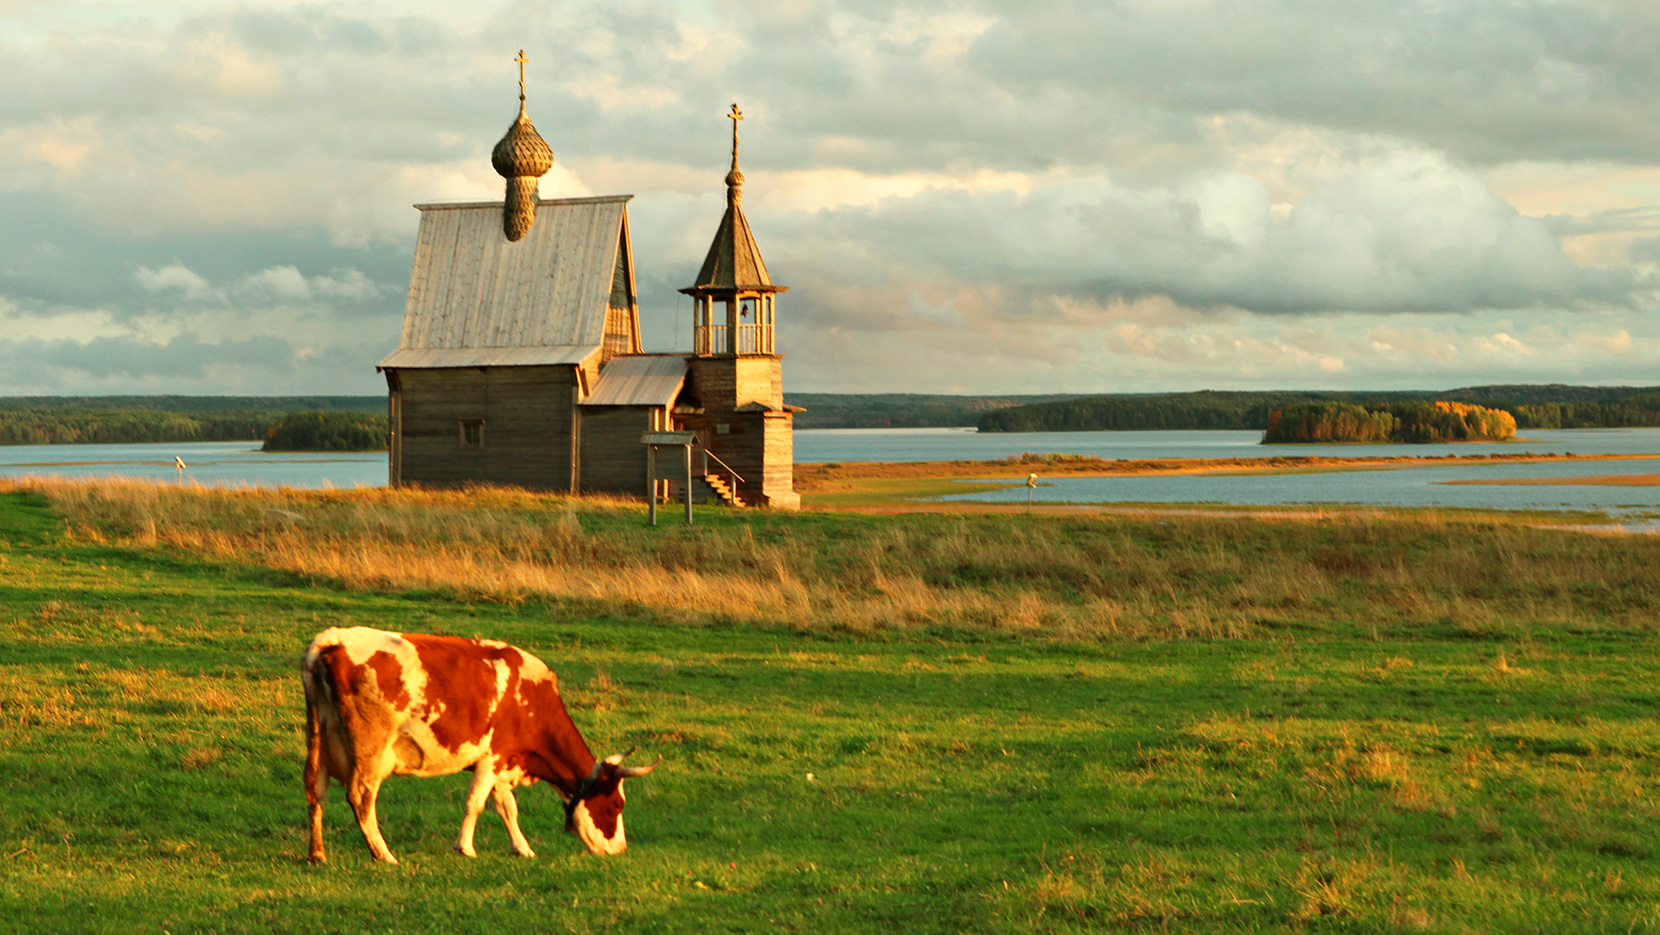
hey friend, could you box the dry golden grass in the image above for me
[10,476,1660,641]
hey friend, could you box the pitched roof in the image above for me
[684,201,779,293]
[381,195,631,369]
[580,355,688,407]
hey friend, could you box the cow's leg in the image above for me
[346,759,398,864]
[492,782,536,858]
[455,760,496,858]
[304,701,331,864]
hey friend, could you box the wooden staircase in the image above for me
[698,473,746,508]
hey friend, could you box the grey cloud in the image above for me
[969,0,1660,166]
[1545,206,1660,238]
[0,333,399,394]
[0,192,405,324]
[2,333,295,382]
[760,154,1632,321]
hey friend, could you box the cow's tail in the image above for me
[301,629,351,779]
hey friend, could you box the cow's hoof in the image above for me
[453,843,477,858]
[309,853,327,865]
[514,848,537,858]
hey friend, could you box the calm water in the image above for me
[0,441,388,489]
[3,428,1659,516]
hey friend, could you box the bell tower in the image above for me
[678,104,799,509]
[682,104,787,358]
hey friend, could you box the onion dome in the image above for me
[494,51,554,242]
[492,107,554,180]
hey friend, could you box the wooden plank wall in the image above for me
[681,355,796,506]
[758,412,797,506]
[578,406,654,497]
[392,366,576,490]
[687,356,783,410]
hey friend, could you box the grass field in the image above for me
[4,481,1660,932]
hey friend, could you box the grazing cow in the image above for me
[301,626,658,864]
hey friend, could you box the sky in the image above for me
[1,0,1658,396]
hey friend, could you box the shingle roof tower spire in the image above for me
[681,103,786,357]
[491,50,554,242]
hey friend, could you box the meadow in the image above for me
[4,479,1660,932]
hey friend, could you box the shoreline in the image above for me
[796,451,1659,487]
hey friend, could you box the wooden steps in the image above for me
[699,473,746,508]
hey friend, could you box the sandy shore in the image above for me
[1441,473,1660,487]
[796,451,1660,489]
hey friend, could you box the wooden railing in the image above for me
[696,324,728,355]
[695,323,773,355]
[697,444,745,494]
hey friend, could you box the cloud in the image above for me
[135,263,215,301]
[1,0,1657,396]
[763,148,1632,324]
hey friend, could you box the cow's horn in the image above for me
[601,745,637,768]
[615,754,662,778]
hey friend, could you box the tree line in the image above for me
[262,411,389,452]
[0,405,390,450]
[0,408,278,446]
[980,386,1660,433]
[1262,401,1517,443]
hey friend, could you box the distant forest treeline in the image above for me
[0,396,383,447]
[5,387,1660,446]
[978,386,1660,433]
[783,393,1091,429]
[1263,401,1518,444]
[0,408,283,446]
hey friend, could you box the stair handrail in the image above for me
[695,444,745,484]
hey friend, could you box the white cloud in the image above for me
[238,265,311,301]
[135,263,215,301]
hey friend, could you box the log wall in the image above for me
[579,405,657,497]
[390,366,577,490]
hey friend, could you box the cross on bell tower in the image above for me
[680,103,786,357]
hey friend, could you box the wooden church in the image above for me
[378,58,799,509]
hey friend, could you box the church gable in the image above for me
[383,195,633,369]
[602,214,641,360]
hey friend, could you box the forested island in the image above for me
[1263,401,1517,444]
[262,411,389,452]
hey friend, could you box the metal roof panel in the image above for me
[580,354,689,407]
[398,196,632,353]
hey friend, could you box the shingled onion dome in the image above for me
[492,52,554,242]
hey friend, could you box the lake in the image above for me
[3,428,1659,516]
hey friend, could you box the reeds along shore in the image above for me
[13,477,1660,641]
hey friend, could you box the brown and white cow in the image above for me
[301,626,658,864]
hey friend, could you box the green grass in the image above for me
[5,489,1660,932]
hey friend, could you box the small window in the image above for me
[459,419,484,448]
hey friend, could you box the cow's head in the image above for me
[564,749,660,855]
